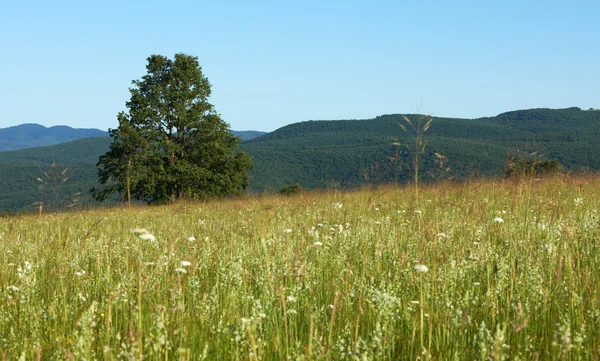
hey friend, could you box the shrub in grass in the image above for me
[280,183,302,195]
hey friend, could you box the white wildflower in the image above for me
[493,217,504,223]
[7,285,19,292]
[75,270,86,277]
[139,233,156,241]
[414,210,422,215]
[181,261,191,267]
[131,228,149,234]
[437,233,447,238]
[283,229,292,234]
[412,264,429,273]
[286,309,297,315]
[286,296,297,303]
[333,202,343,209]
[175,267,187,274]
[186,236,196,242]
[313,241,323,247]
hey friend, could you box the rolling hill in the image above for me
[1,107,599,213]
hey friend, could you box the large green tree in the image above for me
[93,53,253,203]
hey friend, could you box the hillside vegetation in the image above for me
[1,107,600,212]
[1,176,599,359]
[0,137,112,213]
[242,107,600,190]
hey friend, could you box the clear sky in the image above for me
[1,0,598,132]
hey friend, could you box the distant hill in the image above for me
[0,124,108,151]
[0,124,265,152]
[232,130,267,141]
[1,107,599,213]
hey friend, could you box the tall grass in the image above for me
[1,176,599,359]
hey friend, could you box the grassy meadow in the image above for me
[1,176,600,360]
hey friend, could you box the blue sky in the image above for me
[1,1,598,132]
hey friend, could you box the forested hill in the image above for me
[1,107,599,212]
[0,137,112,213]
[0,124,108,151]
[240,107,600,190]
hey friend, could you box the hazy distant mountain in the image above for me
[232,130,267,141]
[0,124,108,151]
[0,124,265,152]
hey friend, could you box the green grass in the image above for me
[1,176,599,359]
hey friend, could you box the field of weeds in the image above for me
[1,176,599,360]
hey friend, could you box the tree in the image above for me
[93,53,253,203]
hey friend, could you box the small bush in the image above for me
[504,154,563,178]
[280,184,302,195]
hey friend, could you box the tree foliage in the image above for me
[93,53,253,203]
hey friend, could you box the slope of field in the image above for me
[1,177,599,359]
[1,107,599,212]
[0,123,108,151]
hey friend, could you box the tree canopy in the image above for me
[93,53,253,203]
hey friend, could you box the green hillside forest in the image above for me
[1,107,599,213]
